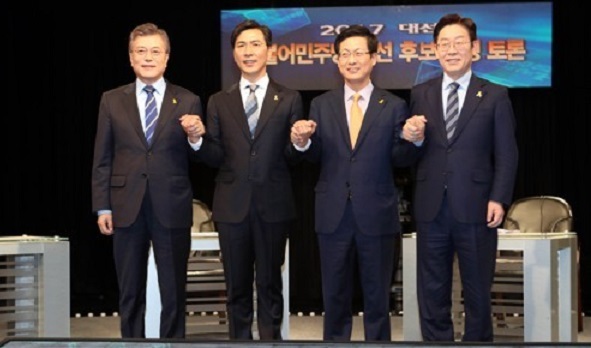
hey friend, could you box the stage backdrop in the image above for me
[221,2,552,90]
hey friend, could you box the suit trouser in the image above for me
[217,204,289,340]
[113,192,191,338]
[317,201,396,341]
[416,193,497,342]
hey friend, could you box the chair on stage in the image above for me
[185,199,227,336]
[503,195,572,233]
[192,199,216,232]
[492,195,581,335]
[452,195,581,339]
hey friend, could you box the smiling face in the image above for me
[436,23,475,80]
[129,34,169,85]
[336,36,377,91]
[233,28,269,82]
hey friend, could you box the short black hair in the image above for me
[333,25,378,55]
[230,19,272,48]
[433,13,477,43]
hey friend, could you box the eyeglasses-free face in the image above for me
[233,29,269,82]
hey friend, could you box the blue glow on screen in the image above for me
[221,3,552,90]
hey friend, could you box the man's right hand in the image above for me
[402,115,427,142]
[180,114,205,144]
[291,120,317,147]
[97,214,114,235]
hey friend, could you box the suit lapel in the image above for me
[253,80,281,139]
[354,88,387,151]
[329,89,351,149]
[225,83,252,140]
[449,75,485,144]
[123,83,147,146]
[425,77,447,144]
[151,83,179,147]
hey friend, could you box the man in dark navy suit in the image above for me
[190,19,304,340]
[291,25,420,341]
[404,13,519,342]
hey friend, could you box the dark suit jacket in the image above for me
[92,82,203,228]
[410,74,519,223]
[197,79,304,223]
[306,86,420,235]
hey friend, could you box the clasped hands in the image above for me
[179,115,424,146]
[402,115,427,143]
[291,120,317,148]
[180,114,205,143]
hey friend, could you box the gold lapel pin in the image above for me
[379,99,384,104]
[476,91,483,98]
[172,98,178,104]
[274,95,279,101]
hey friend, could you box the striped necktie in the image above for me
[245,84,259,138]
[445,82,460,139]
[144,85,158,145]
[349,93,363,148]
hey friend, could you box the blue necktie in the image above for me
[244,84,259,138]
[144,85,158,145]
[445,82,460,139]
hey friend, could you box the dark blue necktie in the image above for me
[445,82,460,139]
[144,85,158,145]
[244,84,259,138]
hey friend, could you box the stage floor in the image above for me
[69,313,591,343]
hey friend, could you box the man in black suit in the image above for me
[91,22,205,338]
[404,13,519,341]
[189,19,303,340]
[291,25,420,341]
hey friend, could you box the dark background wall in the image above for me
[4,1,590,315]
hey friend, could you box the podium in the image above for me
[146,232,290,338]
[0,235,70,339]
[402,232,578,342]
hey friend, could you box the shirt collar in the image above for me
[344,81,374,102]
[442,70,472,91]
[136,77,166,95]
[240,74,269,91]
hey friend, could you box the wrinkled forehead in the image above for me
[131,35,166,49]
